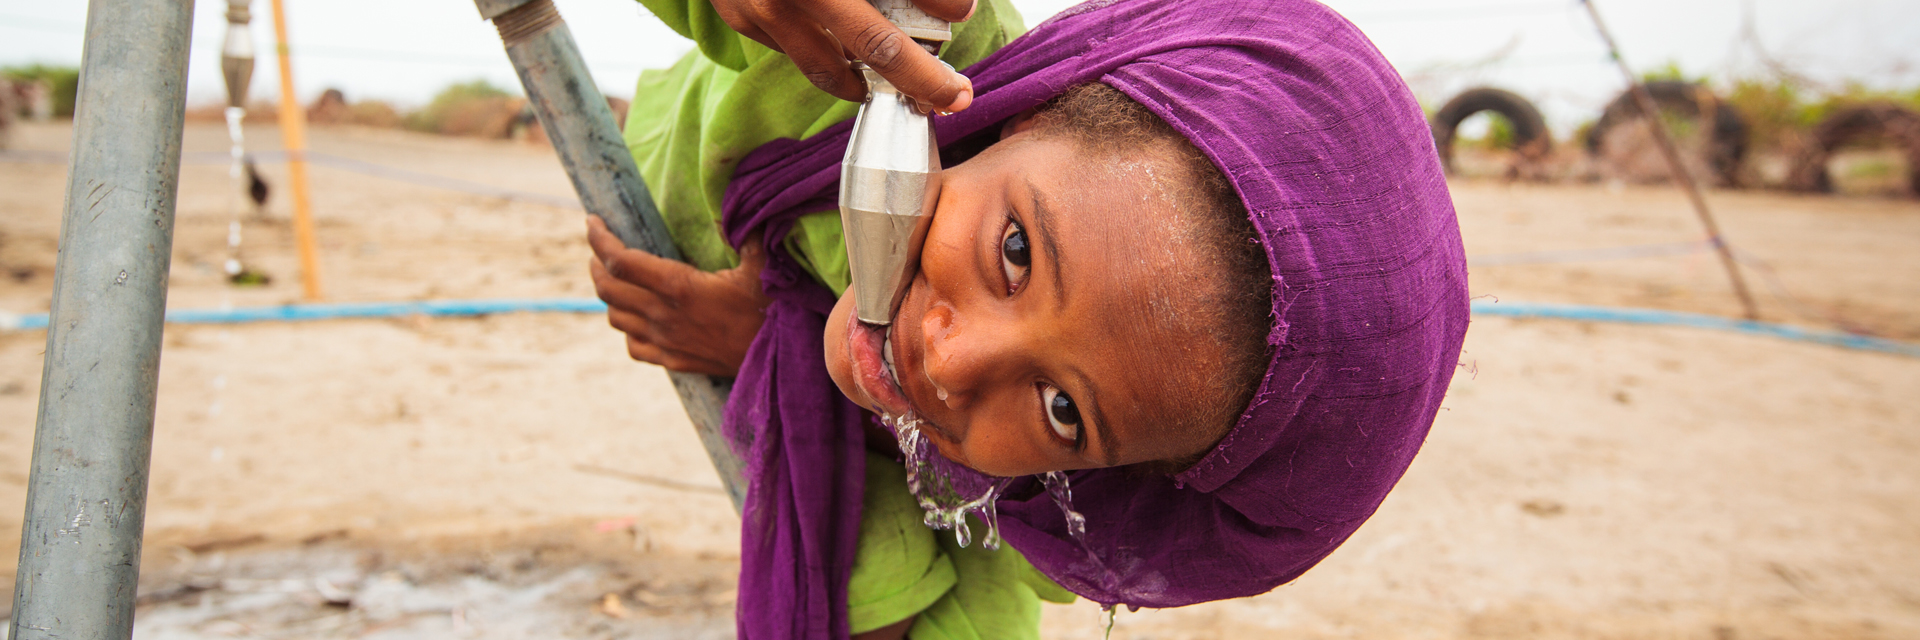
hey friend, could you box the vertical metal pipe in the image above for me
[9,0,195,635]
[475,0,747,511]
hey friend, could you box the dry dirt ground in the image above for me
[2,121,1917,639]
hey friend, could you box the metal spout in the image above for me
[221,0,256,109]
[841,64,940,325]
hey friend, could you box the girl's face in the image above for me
[825,122,1233,477]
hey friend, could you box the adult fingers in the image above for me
[808,1,973,112]
[910,0,974,23]
[773,19,866,103]
[710,1,781,52]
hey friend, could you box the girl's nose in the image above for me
[918,301,1016,411]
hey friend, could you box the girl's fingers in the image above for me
[626,335,733,376]
[606,307,663,344]
[589,216,695,303]
[585,216,627,261]
[590,257,677,320]
[735,234,768,273]
[587,231,696,302]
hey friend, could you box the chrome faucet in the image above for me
[840,0,951,326]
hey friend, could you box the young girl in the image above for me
[588,0,1469,637]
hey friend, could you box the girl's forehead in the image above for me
[1026,152,1232,463]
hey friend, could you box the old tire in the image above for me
[1431,87,1551,174]
[1585,80,1749,186]
[1786,102,1920,196]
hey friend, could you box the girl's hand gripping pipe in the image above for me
[588,216,770,376]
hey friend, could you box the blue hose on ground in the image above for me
[1467,300,1920,358]
[1,298,607,331]
[2,298,1916,358]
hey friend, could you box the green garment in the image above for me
[625,0,1024,294]
[623,0,1073,634]
[850,453,1078,638]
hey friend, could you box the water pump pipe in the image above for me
[473,0,747,512]
[8,0,195,634]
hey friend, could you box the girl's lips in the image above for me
[847,313,913,417]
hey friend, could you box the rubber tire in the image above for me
[1787,102,1920,196]
[1585,80,1749,186]
[1430,87,1551,174]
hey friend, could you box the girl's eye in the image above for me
[1000,220,1031,293]
[1042,385,1082,447]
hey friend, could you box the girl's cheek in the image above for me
[822,293,862,408]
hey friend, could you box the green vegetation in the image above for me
[1631,60,1920,156]
[1725,77,1920,154]
[1640,60,1709,86]
[1,63,81,117]
[403,79,515,135]
[1462,111,1517,150]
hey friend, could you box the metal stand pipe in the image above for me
[474,0,747,511]
[9,0,196,635]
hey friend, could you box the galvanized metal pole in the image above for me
[9,0,196,635]
[474,0,747,511]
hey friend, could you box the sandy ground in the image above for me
[1,121,1917,638]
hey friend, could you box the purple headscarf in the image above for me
[717,0,1469,637]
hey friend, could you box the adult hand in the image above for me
[588,216,770,377]
[710,0,976,113]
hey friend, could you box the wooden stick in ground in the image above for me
[269,0,325,300]
[1581,0,1759,320]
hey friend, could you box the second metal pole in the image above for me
[9,0,196,635]
[475,0,748,511]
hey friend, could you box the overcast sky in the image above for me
[2,0,1915,132]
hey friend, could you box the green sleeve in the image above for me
[625,0,1026,293]
[848,453,958,634]
[849,452,1075,638]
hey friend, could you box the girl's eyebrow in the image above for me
[1068,367,1121,466]
[1026,178,1120,465]
[1024,177,1068,308]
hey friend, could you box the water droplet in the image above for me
[881,410,1011,549]
[1041,471,1088,541]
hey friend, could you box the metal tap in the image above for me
[840,0,951,326]
[221,0,256,109]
